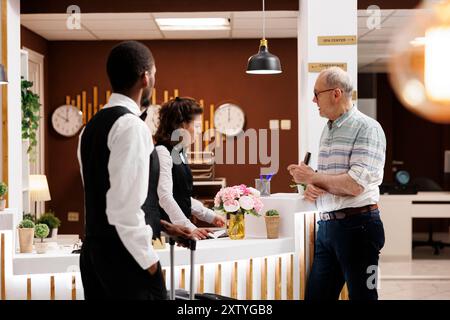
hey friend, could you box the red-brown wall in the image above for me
[22,38,298,235]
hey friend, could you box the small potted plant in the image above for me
[264,209,280,239]
[18,219,35,253]
[22,213,35,223]
[0,182,7,211]
[34,223,50,254]
[290,181,307,197]
[37,211,61,239]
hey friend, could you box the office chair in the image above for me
[411,177,450,255]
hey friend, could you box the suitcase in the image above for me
[165,235,235,300]
[165,236,196,300]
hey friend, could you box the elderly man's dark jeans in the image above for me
[305,209,385,300]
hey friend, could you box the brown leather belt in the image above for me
[319,204,378,221]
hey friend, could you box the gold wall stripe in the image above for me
[246,259,253,300]
[93,86,98,113]
[71,275,76,300]
[261,257,267,300]
[198,265,204,294]
[340,283,349,300]
[82,91,86,117]
[163,90,168,103]
[214,264,222,295]
[231,261,238,299]
[1,0,8,199]
[308,213,316,272]
[210,104,215,129]
[275,257,282,300]
[287,254,294,300]
[106,90,111,102]
[151,88,156,105]
[1,233,5,300]
[179,268,185,289]
[65,96,71,105]
[50,276,55,300]
[27,278,31,300]
[299,215,307,300]
[88,103,92,122]
[174,89,179,97]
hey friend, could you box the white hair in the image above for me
[319,67,353,99]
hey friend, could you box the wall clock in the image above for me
[51,104,83,137]
[213,103,245,137]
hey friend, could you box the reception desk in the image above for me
[0,193,330,300]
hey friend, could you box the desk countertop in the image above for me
[12,237,294,275]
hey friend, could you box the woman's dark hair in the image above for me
[155,97,203,146]
[106,41,154,92]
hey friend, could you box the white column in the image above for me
[298,0,358,168]
[6,0,22,217]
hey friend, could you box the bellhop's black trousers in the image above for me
[80,236,167,300]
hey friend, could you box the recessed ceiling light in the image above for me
[155,18,230,31]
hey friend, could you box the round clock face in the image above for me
[144,105,161,136]
[51,104,83,137]
[214,103,245,137]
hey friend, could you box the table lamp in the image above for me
[29,174,51,220]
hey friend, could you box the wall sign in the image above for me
[308,63,348,73]
[317,35,357,46]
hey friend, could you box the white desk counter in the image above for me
[11,237,295,276]
[1,193,318,299]
[379,192,450,260]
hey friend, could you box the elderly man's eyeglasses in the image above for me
[314,88,340,99]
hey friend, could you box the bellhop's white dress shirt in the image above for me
[77,93,158,270]
[156,145,216,231]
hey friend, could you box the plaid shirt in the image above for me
[316,106,386,213]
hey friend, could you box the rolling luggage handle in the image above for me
[168,236,196,300]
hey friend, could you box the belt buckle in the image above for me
[321,213,331,221]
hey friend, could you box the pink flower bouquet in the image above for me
[213,184,263,217]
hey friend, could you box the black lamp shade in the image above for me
[246,39,282,74]
[0,64,7,84]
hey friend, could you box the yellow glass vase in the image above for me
[227,211,245,240]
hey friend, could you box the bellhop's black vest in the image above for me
[156,143,193,222]
[142,150,161,239]
[81,106,161,240]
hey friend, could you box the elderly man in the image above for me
[288,67,386,300]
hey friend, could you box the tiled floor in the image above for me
[379,280,450,300]
[379,259,450,299]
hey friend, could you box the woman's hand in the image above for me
[191,228,213,240]
[212,214,226,227]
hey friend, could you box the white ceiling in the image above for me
[21,9,425,72]
[20,11,298,41]
[357,9,426,73]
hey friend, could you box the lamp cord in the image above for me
[262,0,266,40]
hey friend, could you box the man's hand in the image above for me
[287,162,315,185]
[160,219,194,247]
[303,184,326,202]
[212,214,226,227]
[160,219,192,238]
[147,262,158,276]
